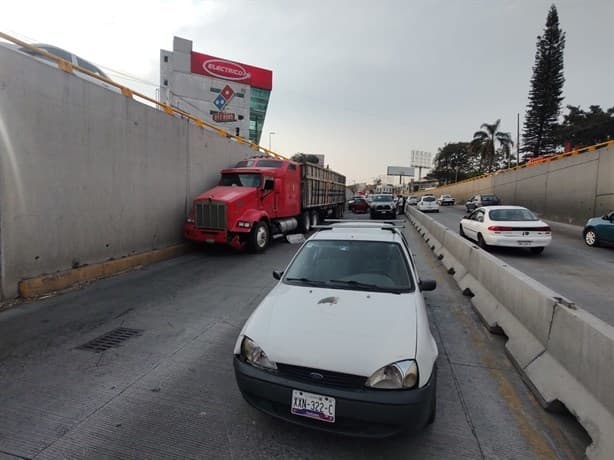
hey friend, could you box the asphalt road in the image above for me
[417,205,614,326]
[0,216,588,459]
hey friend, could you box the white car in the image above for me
[436,195,455,206]
[417,196,439,213]
[459,206,552,254]
[234,222,438,436]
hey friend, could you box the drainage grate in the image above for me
[77,327,143,353]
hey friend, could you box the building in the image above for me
[159,37,272,144]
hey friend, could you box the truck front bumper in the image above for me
[183,222,248,250]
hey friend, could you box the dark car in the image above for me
[465,194,501,212]
[350,197,369,213]
[583,211,614,247]
[370,194,397,219]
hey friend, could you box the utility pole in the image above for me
[516,113,520,167]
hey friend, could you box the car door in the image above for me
[464,209,484,240]
[596,212,614,243]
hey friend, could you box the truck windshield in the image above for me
[219,173,262,187]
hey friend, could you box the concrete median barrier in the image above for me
[405,206,614,460]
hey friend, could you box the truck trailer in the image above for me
[184,156,346,251]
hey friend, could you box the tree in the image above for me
[291,153,320,164]
[522,4,565,156]
[428,142,479,184]
[470,120,514,172]
[555,105,614,149]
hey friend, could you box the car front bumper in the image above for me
[234,357,436,438]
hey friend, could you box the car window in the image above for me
[482,195,498,200]
[373,195,393,202]
[489,208,538,221]
[76,57,109,78]
[37,45,73,62]
[423,196,436,202]
[284,240,414,292]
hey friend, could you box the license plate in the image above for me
[291,390,335,423]
[518,241,532,246]
[205,238,215,244]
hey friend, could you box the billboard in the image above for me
[410,150,433,168]
[387,166,415,176]
[191,52,272,90]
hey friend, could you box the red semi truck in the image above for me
[184,156,346,251]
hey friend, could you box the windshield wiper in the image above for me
[285,277,327,286]
[328,279,405,294]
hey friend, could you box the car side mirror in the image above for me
[419,280,437,291]
[272,270,283,280]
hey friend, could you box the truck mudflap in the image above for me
[183,222,248,250]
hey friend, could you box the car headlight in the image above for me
[365,360,418,389]
[240,336,277,370]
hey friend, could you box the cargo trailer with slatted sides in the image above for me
[183,156,346,251]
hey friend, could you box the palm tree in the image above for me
[470,119,514,172]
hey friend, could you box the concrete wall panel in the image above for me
[0,46,255,299]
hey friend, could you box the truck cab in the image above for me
[184,157,302,251]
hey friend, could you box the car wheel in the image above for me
[477,234,489,250]
[584,229,599,247]
[459,224,466,238]
[530,247,544,255]
[249,221,270,252]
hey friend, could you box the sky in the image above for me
[1,0,612,184]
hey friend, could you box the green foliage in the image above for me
[522,4,566,155]
[555,105,614,148]
[291,153,320,164]
[428,142,479,184]
[470,120,514,172]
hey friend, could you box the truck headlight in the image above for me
[237,221,251,228]
[240,336,277,370]
[365,360,418,389]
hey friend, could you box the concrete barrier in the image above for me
[406,206,614,460]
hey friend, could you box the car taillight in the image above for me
[537,226,551,232]
[487,226,513,232]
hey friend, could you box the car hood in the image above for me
[240,283,418,377]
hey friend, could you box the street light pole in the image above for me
[268,131,276,151]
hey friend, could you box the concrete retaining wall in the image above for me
[0,45,255,299]
[426,144,614,225]
[407,206,614,460]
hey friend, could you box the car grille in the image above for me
[375,205,392,210]
[276,363,367,389]
[194,201,226,230]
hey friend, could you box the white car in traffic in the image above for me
[417,196,439,213]
[234,221,438,437]
[459,206,552,254]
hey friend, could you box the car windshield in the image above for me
[372,195,393,202]
[219,173,261,187]
[489,208,538,221]
[284,240,414,293]
[423,196,436,202]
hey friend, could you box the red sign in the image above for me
[212,112,237,122]
[191,51,272,90]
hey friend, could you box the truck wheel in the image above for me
[310,210,319,227]
[299,211,311,233]
[249,221,270,252]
